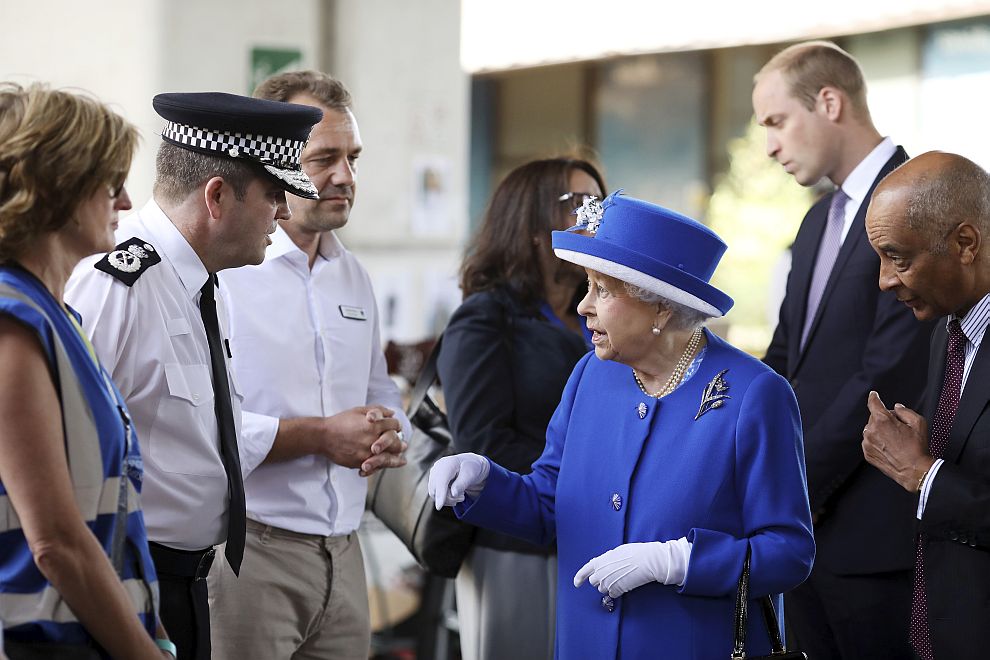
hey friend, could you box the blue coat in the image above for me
[458,330,815,659]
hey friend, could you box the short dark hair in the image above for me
[902,156,990,253]
[254,70,352,111]
[460,157,606,307]
[153,142,256,204]
[757,40,870,119]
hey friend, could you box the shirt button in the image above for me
[192,394,199,402]
[611,493,622,511]
[601,595,615,612]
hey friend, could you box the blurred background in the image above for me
[5,0,990,655]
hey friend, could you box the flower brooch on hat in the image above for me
[567,189,624,235]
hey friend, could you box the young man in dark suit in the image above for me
[863,151,990,660]
[753,41,934,659]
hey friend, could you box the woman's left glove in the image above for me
[572,538,691,597]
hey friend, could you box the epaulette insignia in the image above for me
[95,236,162,287]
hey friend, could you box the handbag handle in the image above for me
[407,334,443,415]
[732,546,787,658]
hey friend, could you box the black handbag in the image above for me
[366,335,476,578]
[731,548,808,659]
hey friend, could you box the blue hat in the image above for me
[552,191,733,318]
[153,92,323,199]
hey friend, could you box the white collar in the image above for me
[265,224,346,267]
[142,198,211,299]
[840,137,896,206]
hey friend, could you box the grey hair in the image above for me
[901,157,990,254]
[623,282,711,331]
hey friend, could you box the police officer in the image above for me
[66,92,322,660]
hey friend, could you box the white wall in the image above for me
[331,0,470,342]
[0,0,324,206]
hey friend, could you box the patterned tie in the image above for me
[800,189,849,349]
[199,277,246,575]
[910,319,965,659]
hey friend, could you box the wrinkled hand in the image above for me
[573,539,690,598]
[427,453,490,509]
[862,391,934,493]
[321,406,402,472]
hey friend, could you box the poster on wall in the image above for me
[410,155,453,236]
[250,47,303,95]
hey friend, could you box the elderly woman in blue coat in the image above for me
[429,192,815,659]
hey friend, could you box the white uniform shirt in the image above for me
[65,199,243,550]
[223,226,410,536]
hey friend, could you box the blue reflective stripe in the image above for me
[0,266,157,645]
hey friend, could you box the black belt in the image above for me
[149,542,216,580]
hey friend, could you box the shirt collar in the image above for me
[142,198,211,299]
[950,292,990,351]
[840,137,896,206]
[265,224,345,266]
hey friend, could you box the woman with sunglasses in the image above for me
[437,157,606,660]
[0,83,170,659]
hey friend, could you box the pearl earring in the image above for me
[652,325,661,336]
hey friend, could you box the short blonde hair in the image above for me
[756,41,870,119]
[0,83,138,261]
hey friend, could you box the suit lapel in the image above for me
[946,329,990,463]
[787,203,828,371]
[796,147,909,366]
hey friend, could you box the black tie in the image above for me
[199,276,246,575]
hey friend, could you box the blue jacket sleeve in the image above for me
[454,353,593,546]
[680,370,815,598]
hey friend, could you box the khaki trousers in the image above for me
[208,519,370,660]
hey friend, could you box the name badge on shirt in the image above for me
[339,305,367,321]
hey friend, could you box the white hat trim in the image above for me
[554,249,723,318]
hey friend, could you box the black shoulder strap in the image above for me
[94,236,162,286]
[408,334,443,415]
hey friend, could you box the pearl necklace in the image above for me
[632,328,703,399]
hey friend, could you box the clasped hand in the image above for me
[324,405,406,476]
[427,453,490,509]
[573,538,690,598]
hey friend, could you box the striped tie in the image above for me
[801,189,849,349]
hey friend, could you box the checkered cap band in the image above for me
[162,121,306,170]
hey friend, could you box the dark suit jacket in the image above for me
[764,147,935,575]
[437,286,589,554]
[920,321,990,658]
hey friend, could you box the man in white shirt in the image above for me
[207,71,410,660]
[753,42,933,659]
[65,92,324,660]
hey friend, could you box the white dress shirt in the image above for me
[837,136,897,242]
[223,226,410,536]
[65,199,243,550]
[917,292,990,518]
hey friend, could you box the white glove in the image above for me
[573,538,691,598]
[427,453,491,510]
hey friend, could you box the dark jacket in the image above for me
[920,320,990,659]
[437,286,588,553]
[763,147,935,575]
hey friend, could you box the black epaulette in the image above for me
[94,236,162,287]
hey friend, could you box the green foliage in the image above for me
[705,118,813,354]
